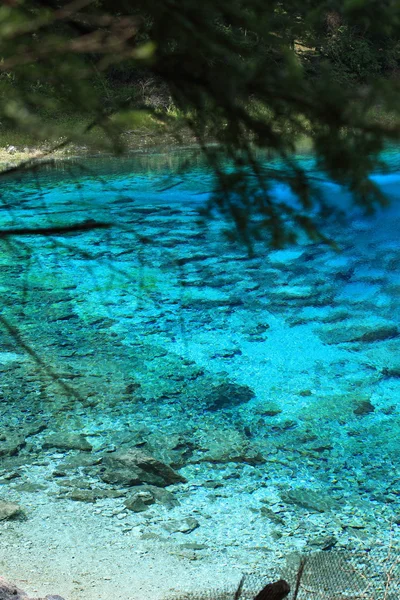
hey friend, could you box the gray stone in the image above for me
[270,419,297,433]
[0,471,20,482]
[21,423,47,439]
[319,310,349,324]
[364,339,400,376]
[0,576,28,599]
[382,366,400,377]
[140,434,196,469]
[0,500,23,521]
[52,470,67,478]
[61,488,124,501]
[140,344,168,360]
[0,436,25,457]
[268,249,305,266]
[125,485,179,509]
[56,454,101,472]
[179,542,208,550]
[0,576,66,600]
[203,382,255,411]
[57,478,92,489]
[100,448,187,487]
[269,284,315,301]
[255,403,282,417]
[14,483,47,493]
[307,535,338,550]
[280,488,335,512]
[196,446,264,465]
[42,434,92,452]
[191,429,264,466]
[125,491,154,512]
[317,320,398,345]
[163,517,199,534]
[259,506,285,525]
[353,399,375,416]
[66,490,98,503]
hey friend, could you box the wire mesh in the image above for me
[170,548,400,600]
[282,548,400,599]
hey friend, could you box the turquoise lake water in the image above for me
[1,147,400,599]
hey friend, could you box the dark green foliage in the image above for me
[2,0,400,246]
[320,24,400,83]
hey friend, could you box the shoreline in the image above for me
[0,128,317,171]
[0,127,200,169]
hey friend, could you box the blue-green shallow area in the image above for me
[0,147,400,599]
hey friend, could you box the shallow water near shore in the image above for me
[0,148,400,599]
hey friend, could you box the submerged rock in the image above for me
[0,436,25,457]
[196,444,264,465]
[0,500,23,521]
[191,427,265,466]
[307,535,338,551]
[382,365,400,377]
[364,339,400,377]
[259,506,285,525]
[317,320,398,345]
[58,487,124,502]
[125,485,179,511]
[255,402,282,417]
[353,399,375,416]
[163,516,199,534]
[138,433,196,469]
[13,483,47,493]
[42,434,92,452]
[269,284,315,301]
[268,248,305,266]
[280,488,335,513]
[54,453,101,474]
[0,576,28,599]
[100,448,187,487]
[125,491,154,512]
[0,576,65,600]
[203,382,255,411]
[66,490,98,503]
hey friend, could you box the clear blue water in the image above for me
[1,147,400,598]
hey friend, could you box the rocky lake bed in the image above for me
[0,156,400,598]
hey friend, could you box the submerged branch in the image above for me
[0,221,112,237]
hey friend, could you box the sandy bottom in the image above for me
[0,498,248,600]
